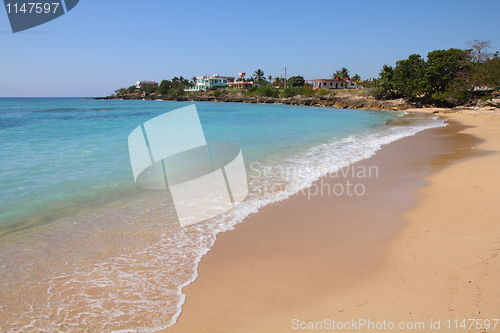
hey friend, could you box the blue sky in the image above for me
[1,0,499,97]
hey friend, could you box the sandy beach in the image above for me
[164,109,500,333]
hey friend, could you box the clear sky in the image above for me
[1,0,499,97]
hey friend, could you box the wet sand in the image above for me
[163,109,500,332]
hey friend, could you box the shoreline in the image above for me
[162,109,499,332]
[93,90,410,111]
[94,91,500,113]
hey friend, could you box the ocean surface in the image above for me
[0,98,445,332]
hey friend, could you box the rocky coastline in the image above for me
[94,89,500,112]
[93,90,411,111]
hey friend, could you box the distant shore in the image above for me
[94,89,500,114]
[94,89,411,111]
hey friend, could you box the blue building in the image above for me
[186,74,235,91]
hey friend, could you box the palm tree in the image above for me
[333,67,350,80]
[273,77,283,88]
[268,75,273,82]
[351,73,362,85]
[253,69,265,82]
[190,76,197,87]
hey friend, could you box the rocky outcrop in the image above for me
[94,91,411,111]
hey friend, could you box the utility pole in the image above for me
[284,67,287,89]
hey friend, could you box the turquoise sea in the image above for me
[0,98,445,332]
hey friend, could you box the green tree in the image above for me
[127,85,137,94]
[371,64,395,99]
[370,42,497,105]
[170,80,186,96]
[287,76,305,87]
[273,77,284,88]
[351,73,361,83]
[156,79,185,96]
[392,54,427,100]
[115,87,128,96]
[157,80,172,95]
[253,69,265,82]
[181,76,190,87]
[424,48,470,100]
[333,67,350,80]
[466,41,499,92]
[140,84,156,95]
[473,57,500,90]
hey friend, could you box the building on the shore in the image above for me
[228,81,256,89]
[136,80,159,89]
[225,72,257,90]
[308,78,360,89]
[186,74,235,91]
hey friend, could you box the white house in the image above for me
[228,81,257,89]
[186,74,235,91]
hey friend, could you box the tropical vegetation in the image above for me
[333,67,350,80]
[112,40,499,108]
[367,40,499,106]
